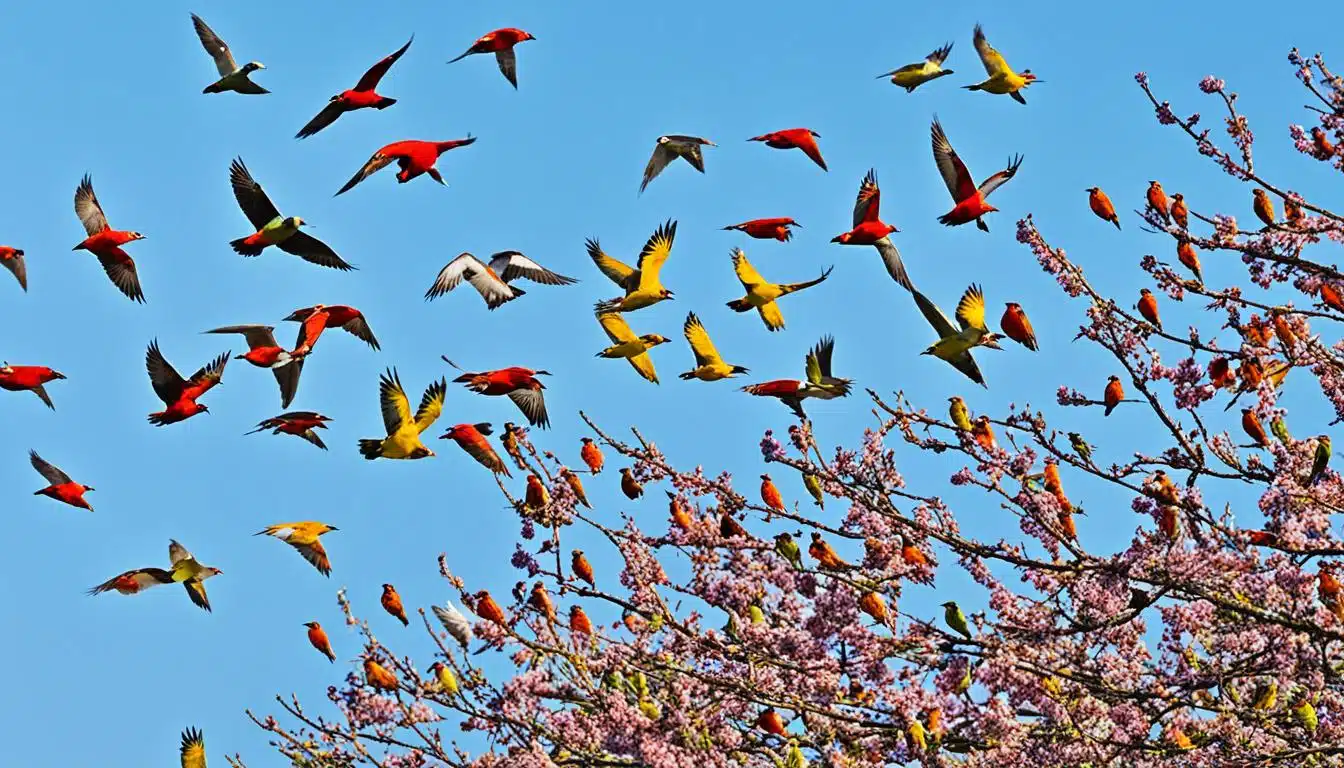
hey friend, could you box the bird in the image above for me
[569,605,594,636]
[640,135,715,194]
[963,24,1038,104]
[1177,240,1203,282]
[1241,408,1270,447]
[594,221,677,313]
[190,13,267,95]
[808,532,851,570]
[335,137,477,196]
[304,622,336,662]
[941,600,972,639]
[1104,375,1125,416]
[774,532,804,570]
[678,312,748,381]
[439,423,512,477]
[145,340,229,426]
[443,358,551,428]
[382,584,409,625]
[1170,193,1189,229]
[1252,188,1277,228]
[29,450,94,511]
[741,336,852,419]
[1087,187,1121,229]
[722,218,801,242]
[911,284,1002,387]
[748,128,828,171]
[364,658,399,691]
[255,522,338,576]
[296,36,412,138]
[228,158,353,271]
[89,540,222,612]
[760,474,785,513]
[1147,181,1171,223]
[205,325,302,408]
[580,437,605,474]
[876,43,954,92]
[358,368,446,460]
[1000,303,1039,351]
[561,468,591,507]
[948,396,973,431]
[572,549,595,586]
[620,467,644,499]
[1137,289,1162,330]
[829,169,913,290]
[246,411,332,450]
[180,728,206,768]
[525,473,551,510]
[284,304,380,355]
[0,245,27,291]
[0,364,66,410]
[726,248,833,332]
[1311,436,1332,485]
[426,251,577,310]
[595,312,670,384]
[71,175,146,302]
[931,117,1023,232]
[447,28,536,88]
[432,602,474,649]
[429,661,460,694]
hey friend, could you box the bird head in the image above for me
[1085,187,1099,194]
[774,532,793,544]
[244,61,266,72]
[581,437,593,445]
[643,334,671,347]
[730,365,750,375]
[328,94,341,103]
[1021,70,1040,84]
[288,216,307,228]
[439,426,462,440]
[1005,301,1022,312]
[304,621,319,629]
[1140,288,1152,297]
[940,600,957,609]
[533,369,552,377]
[760,473,771,481]
[980,333,1005,350]
[522,32,537,41]
[322,524,339,533]
[661,288,676,300]
[197,404,211,415]
[983,204,1000,214]
[208,567,223,576]
[412,446,435,458]
[382,583,394,592]
[886,223,900,235]
[129,232,146,242]
[83,485,95,493]
[830,233,849,244]
[1108,375,1121,384]
[50,370,67,380]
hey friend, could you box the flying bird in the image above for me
[335,137,477,196]
[876,43,954,92]
[1000,303,1038,351]
[748,128,828,171]
[296,36,412,138]
[88,539,222,612]
[679,312,749,381]
[911,284,1002,387]
[180,728,206,768]
[0,245,27,291]
[246,411,332,450]
[594,220,677,313]
[204,324,302,408]
[284,304,380,355]
[722,218,800,242]
[1087,187,1121,229]
[741,336,852,419]
[29,450,94,511]
[190,13,267,95]
[931,117,1022,232]
[830,169,913,290]
[145,340,229,426]
[726,248,833,332]
[439,423,512,477]
[595,311,670,384]
[71,175,146,302]
[426,251,577,309]
[640,135,715,194]
[228,158,354,271]
[432,602,475,648]
[255,521,338,576]
[447,28,536,88]
[443,357,551,429]
[304,622,336,662]
[358,368,445,460]
[963,24,1039,104]
[0,364,66,409]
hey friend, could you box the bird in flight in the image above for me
[444,357,551,429]
[830,169,913,290]
[876,43,954,92]
[335,137,477,196]
[284,304,380,355]
[678,312,749,382]
[593,220,677,313]
[88,539,222,612]
[741,336,851,419]
[145,340,229,426]
[0,363,66,410]
[228,158,353,270]
[595,312,670,384]
[447,28,536,88]
[28,450,94,511]
[297,36,413,138]
[190,13,267,95]
[180,727,206,768]
[726,248,833,332]
[358,368,446,460]
[255,522,338,576]
[748,128,828,171]
[640,135,715,194]
[439,423,512,477]
[963,24,1039,104]
[426,251,576,309]
[931,117,1022,232]
[0,245,25,291]
[71,175,146,302]
[247,412,333,450]
[204,325,302,408]
[911,284,1002,387]
[722,218,801,242]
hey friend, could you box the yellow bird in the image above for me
[725,248,833,332]
[358,367,446,460]
[912,284,1002,387]
[595,311,670,384]
[805,335,853,399]
[948,395,973,431]
[876,42,954,92]
[254,521,338,576]
[678,311,748,381]
[963,24,1039,105]
[180,727,206,768]
[593,220,677,313]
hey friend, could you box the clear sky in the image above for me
[0,2,1339,766]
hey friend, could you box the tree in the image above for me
[248,51,1344,767]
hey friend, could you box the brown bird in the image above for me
[1086,187,1120,229]
[571,549,595,587]
[381,583,408,626]
[364,657,399,692]
[760,474,785,513]
[1252,189,1276,228]
[1177,239,1202,282]
[1137,288,1162,330]
[560,467,591,508]
[528,581,556,623]
[1285,195,1305,227]
[620,467,644,499]
[720,512,749,539]
[808,532,852,571]
[1147,181,1170,224]
[580,437,604,474]
[1000,302,1038,351]
[569,604,593,635]
[472,589,507,626]
[1169,193,1189,229]
[1104,375,1124,417]
[667,492,693,530]
[304,621,336,662]
[1242,408,1270,447]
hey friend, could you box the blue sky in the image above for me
[0,2,1339,765]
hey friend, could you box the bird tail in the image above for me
[678,371,696,380]
[147,412,170,427]
[375,97,397,110]
[725,298,752,313]
[976,218,990,233]
[594,297,623,313]
[202,83,220,95]
[962,83,983,92]
[230,237,265,256]
[358,439,384,460]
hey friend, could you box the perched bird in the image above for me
[0,364,66,410]
[829,169,913,290]
[1311,436,1332,485]
[1252,188,1276,228]
[528,581,556,623]
[594,221,677,313]
[447,28,536,88]
[1241,408,1270,447]
[382,583,409,625]
[912,284,1002,387]
[29,450,94,511]
[571,549,595,587]
[722,218,800,242]
[941,600,972,639]
[1104,375,1125,417]
[525,473,550,510]
[285,304,380,355]
[748,128,828,171]
[304,621,336,662]
[720,512,749,539]
[678,312,749,381]
[1000,302,1038,351]
[931,117,1023,232]
[180,728,206,768]
[595,312,670,384]
[876,43,954,92]
[760,474,785,513]
[89,539,222,612]
[757,708,788,736]
[255,522,338,576]
[963,24,1038,104]
[1170,194,1189,229]
[358,369,445,460]
[190,14,267,95]
[1177,240,1202,283]
[1285,195,1305,227]
[429,661,460,694]
[803,473,824,508]
[1087,187,1120,229]
[145,340,228,426]
[444,358,551,428]
[1137,288,1162,330]
[948,396,973,431]
[1320,283,1344,313]
[741,336,852,419]
[336,137,478,196]
[228,158,353,270]
[426,251,576,310]
[569,605,593,635]
[620,467,644,499]
[247,411,332,450]
[774,532,803,570]
[71,175,146,302]
[502,423,526,465]
[859,591,889,625]
[1312,127,1336,157]
[432,602,474,648]
[297,37,413,138]
[808,532,851,570]
[439,423,511,477]
[667,492,693,530]
[1271,415,1292,446]
[364,658,399,691]
[640,135,715,194]
[580,437,605,474]
[205,325,301,408]
[1147,181,1171,223]
[1069,432,1094,465]
[472,590,508,626]
[0,245,27,291]
[726,248,832,332]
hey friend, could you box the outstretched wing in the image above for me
[291,539,331,576]
[911,287,958,340]
[972,24,1010,77]
[585,238,637,289]
[295,101,346,140]
[873,237,913,291]
[684,312,724,368]
[598,311,638,344]
[206,324,277,350]
[355,36,413,92]
[634,220,677,291]
[495,49,519,88]
[927,42,953,66]
[378,369,413,435]
[852,169,881,227]
[954,284,988,332]
[168,539,195,567]
[191,14,236,76]
[74,175,110,235]
[488,251,578,286]
[184,581,212,612]
[146,339,187,405]
[180,727,207,768]
[414,378,447,433]
[335,308,380,349]
[640,143,675,194]
[180,352,229,402]
[95,249,145,303]
[507,389,549,429]
[273,359,302,409]
[29,450,74,486]
[626,353,659,384]
[810,336,837,381]
[335,151,397,196]
[229,158,282,229]
[931,118,976,201]
[277,232,356,271]
[977,155,1024,199]
[730,248,768,289]
[1,251,27,291]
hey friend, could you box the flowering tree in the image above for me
[242,52,1344,767]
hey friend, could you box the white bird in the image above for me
[432,602,475,649]
[191,14,268,95]
[424,251,577,310]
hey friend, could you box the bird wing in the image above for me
[336,310,380,349]
[757,302,786,331]
[2,251,27,291]
[180,728,206,768]
[976,155,1024,199]
[627,352,659,384]
[168,539,195,567]
[585,238,637,289]
[414,378,448,433]
[731,248,768,289]
[378,369,413,435]
[335,151,397,196]
[931,119,977,201]
[424,253,483,298]
[673,137,710,173]
[206,324,277,350]
[911,287,957,339]
[229,158,282,229]
[230,78,270,95]
[811,336,838,381]
[355,36,413,91]
[955,284,988,332]
[295,101,346,140]
[683,312,724,368]
[95,248,145,303]
[972,24,1010,77]
[74,175,110,235]
[291,539,331,576]
[432,603,474,648]
[634,220,677,292]
[145,340,188,405]
[507,389,549,429]
[190,13,236,76]
[88,568,174,595]
[495,48,518,88]
[427,253,515,306]
[29,450,74,486]
[927,42,953,65]
[598,311,638,344]
[489,251,578,286]
[180,352,229,402]
[639,142,676,194]
[277,231,356,271]
[273,359,302,409]
[852,169,881,226]
[184,581,212,612]
[873,237,913,291]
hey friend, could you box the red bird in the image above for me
[1000,302,1038,351]
[444,357,550,429]
[473,590,508,626]
[580,437,604,474]
[1241,408,1270,447]
[336,137,477,196]
[71,175,146,302]
[144,339,229,426]
[1169,194,1189,229]
[760,474,785,513]
[569,605,593,635]
[722,218,801,242]
[304,621,336,662]
[0,364,66,410]
[829,169,912,290]
[29,450,94,511]
[296,37,413,139]
[1137,288,1162,330]
[247,411,332,450]
[381,583,409,626]
[448,28,536,89]
[931,117,1023,232]
[1147,182,1171,224]
[205,324,301,408]
[741,379,827,420]
[748,128,828,171]
[1103,375,1124,417]
[439,422,512,477]
[0,245,26,291]
[284,304,380,356]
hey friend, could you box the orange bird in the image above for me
[1242,408,1270,447]
[1177,240,1202,282]
[523,474,550,511]
[364,658,399,692]
[620,467,644,499]
[1319,565,1344,621]
[1087,187,1120,229]
[246,411,332,450]
[1169,194,1189,229]
[1252,189,1276,228]
[760,474,786,513]
[145,340,228,426]
[971,415,997,451]
[569,605,593,635]
[1285,196,1305,227]
[1104,375,1124,417]
[571,550,595,587]
[580,437,605,474]
[1147,182,1171,224]
[1312,127,1335,157]
[501,422,527,465]
[71,175,146,302]
[859,591,889,625]
[1320,283,1344,314]
[667,492,693,530]
[29,450,94,511]
[720,512,749,539]
[285,304,381,355]
[0,364,66,410]
[560,468,590,508]
[757,708,788,736]
[808,532,852,570]
[1000,302,1038,351]
[1137,288,1162,330]
[336,137,477,196]
[296,37,413,139]
[528,581,556,623]
[723,217,801,242]
[829,169,913,290]
[448,28,536,89]
[205,325,301,408]
[0,245,26,291]
[304,621,336,662]
[901,536,930,567]
[439,422,512,477]
[381,584,409,626]
[748,128,828,171]
[1208,357,1235,390]
[444,357,550,429]
[931,117,1023,232]
[472,590,508,626]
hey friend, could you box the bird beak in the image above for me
[85,487,95,492]
[257,63,267,69]
[792,222,803,228]
[704,140,718,147]
[328,526,339,531]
